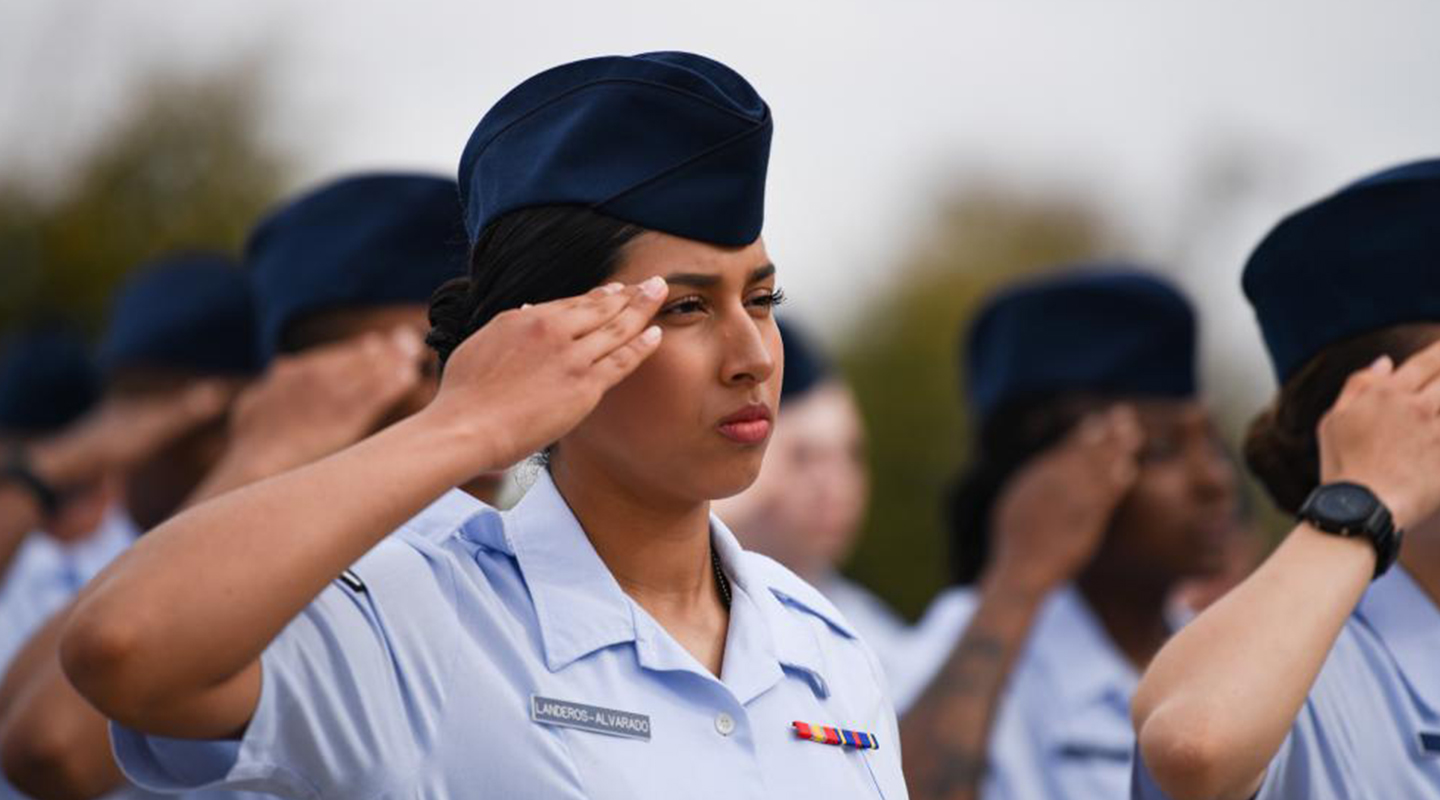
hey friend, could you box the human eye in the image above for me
[748,287,786,313]
[661,295,708,318]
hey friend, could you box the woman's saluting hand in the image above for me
[1319,339,1440,531]
[427,277,668,475]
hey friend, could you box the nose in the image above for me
[720,313,778,388]
[1189,442,1237,506]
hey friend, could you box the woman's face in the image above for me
[1087,399,1238,588]
[556,232,783,506]
[717,382,869,579]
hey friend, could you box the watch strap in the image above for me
[1297,482,1402,580]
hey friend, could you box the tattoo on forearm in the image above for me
[903,610,1035,800]
[928,751,989,796]
[934,632,1006,697]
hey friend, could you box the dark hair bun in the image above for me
[1242,403,1318,515]
[426,276,476,365]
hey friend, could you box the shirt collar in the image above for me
[397,488,488,541]
[492,471,639,672]
[1355,565,1440,713]
[712,515,832,701]
[1031,586,1138,716]
[464,470,834,701]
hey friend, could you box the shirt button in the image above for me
[715,712,736,737]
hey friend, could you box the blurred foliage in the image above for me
[0,68,291,337]
[837,187,1122,620]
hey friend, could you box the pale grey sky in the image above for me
[4,0,1438,409]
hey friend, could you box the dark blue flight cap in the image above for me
[1243,157,1440,383]
[459,51,772,246]
[0,325,100,434]
[99,252,261,377]
[247,173,468,356]
[777,316,833,403]
[966,267,1197,419]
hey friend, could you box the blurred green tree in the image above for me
[837,186,1121,619]
[0,67,291,336]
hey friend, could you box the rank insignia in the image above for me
[792,721,879,750]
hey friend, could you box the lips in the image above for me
[718,404,773,445]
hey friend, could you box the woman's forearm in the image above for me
[900,575,1049,800]
[1132,523,1374,800]
[60,405,491,728]
[0,611,124,800]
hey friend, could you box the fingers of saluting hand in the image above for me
[589,324,663,387]
[553,277,668,340]
[1073,404,1142,488]
[1389,338,1440,393]
[572,277,669,364]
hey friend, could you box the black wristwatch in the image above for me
[1296,482,1402,579]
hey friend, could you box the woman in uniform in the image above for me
[60,52,907,799]
[899,268,1238,800]
[1132,158,1440,799]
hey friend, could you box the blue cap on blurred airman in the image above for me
[966,267,1198,419]
[99,252,261,378]
[246,173,468,357]
[0,324,100,435]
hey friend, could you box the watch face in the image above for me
[1314,484,1378,526]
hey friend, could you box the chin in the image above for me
[701,454,767,501]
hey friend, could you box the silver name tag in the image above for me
[530,695,651,741]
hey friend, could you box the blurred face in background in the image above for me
[111,372,244,531]
[1084,398,1237,590]
[717,381,870,582]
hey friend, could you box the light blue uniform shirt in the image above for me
[0,510,166,800]
[896,585,1137,800]
[112,472,907,799]
[1133,565,1440,799]
[0,506,290,800]
[819,574,910,693]
[984,586,1137,800]
[0,508,135,669]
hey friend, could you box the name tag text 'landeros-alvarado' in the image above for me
[531,695,652,741]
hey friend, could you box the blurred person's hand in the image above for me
[29,381,236,495]
[987,405,1143,595]
[205,329,426,488]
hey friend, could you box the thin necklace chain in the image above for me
[710,546,731,609]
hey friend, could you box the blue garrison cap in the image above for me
[247,173,468,356]
[0,326,100,434]
[459,51,772,246]
[777,316,833,403]
[1243,158,1440,383]
[99,253,261,377]
[966,267,1197,419]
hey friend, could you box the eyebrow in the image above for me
[664,263,776,288]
